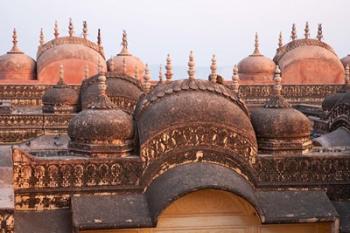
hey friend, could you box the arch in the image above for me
[144,163,262,224]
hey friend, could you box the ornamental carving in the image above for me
[140,124,257,167]
[0,210,14,233]
[327,103,350,131]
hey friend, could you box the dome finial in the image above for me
[278,32,283,49]
[9,28,20,53]
[122,57,127,75]
[273,65,282,96]
[39,28,45,47]
[304,21,310,39]
[84,64,89,80]
[134,65,139,79]
[57,64,66,85]
[158,65,164,83]
[253,32,261,55]
[143,64,151,92]
[165,54,173,82]
[291,23,297,41]
[345,64,350,85]
[68,18,74,37]
[119,30,129,55]
[188,51,196,80]
[232,64,240,94]
[210,54,217,83]
[97,73,107,97]
[317,23,323,41]
[54,20,59,39]
[82,21,88,39]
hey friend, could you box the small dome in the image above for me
[238,33,276,84]
[0,29,36,83]
[68,74,135,157]
[36,20,106,84]
[42,65,79,113]
[274,23,344,84]
[107,31,145,80]
[80,73,144,113]
[341,55,350,68]
[251,66,312,154]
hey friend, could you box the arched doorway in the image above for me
[85,189,331,233]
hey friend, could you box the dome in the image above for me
[42,65,79,113]
[341,55,350,68]
[135,53,257,166]
[273,23,344,84]
[106,31,145,81]
[251,66,312,154]
[0,29,36,83]
[238,33,276,84]
[80,73,144,113]
[36,20,106,84]
[68,74,135,157]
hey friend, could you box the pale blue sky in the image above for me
[1,0,349,68]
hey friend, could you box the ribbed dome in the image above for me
[238,33,276,84]
[107,31,145,80]
[274,24,344,84]
[36,20,106,84]
[80,73,144,113]
[251,67,312,154]
[42,65,79,113]
[135,55,258,166]
[68,74,135,157]
[0,29,36,83]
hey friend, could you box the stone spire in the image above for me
[291,23,297,41]
[82,21,88,39]
[188,51,195,80]
[264,65,291,108]
[122,57,127,75]
[9,28,21,53]
[165,54,173,82]
[68,18,74,37]
[304,22,310,39]
[119,30,130,55]
[345,64,350,85]
[278,32,283,49]
[232,64,240,94]
[97,28,102,46]
[57,64,66,86]
[252,32,261,55]
[39,28,45,47]
[54,20,59,39]
[317,24,323,41]
[158,65,164,83]
[210,54,217,83]
[143,64,151,92]
[84,64,89,80]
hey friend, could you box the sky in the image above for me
[1,0,349,76]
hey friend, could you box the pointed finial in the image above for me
[165,54,173,82]
[54,20,59,39]
[210,54,217,83]
[253,32,261,55]
[39,28,45,47]
[273,65,282,96]
[134,65,139,79]
[119,30,129,55]
[317,23,323,41]
[291,23,297,41]
[97,28,102,46]
[278,32,283,49]
[143,64,151,92]
[82,21,88,39]
[232,64,240,94]
[68,18,74,37]
[57,64,65,85]
[304,22,310,39]
[158,65,164,83]
[122,57,127,75]
[345,64,350,85]
[9,28,20,53]
[188,51,195,80]
[97,73,107,97]
[84,64,89,80]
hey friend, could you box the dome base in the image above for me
[257,136,312,155]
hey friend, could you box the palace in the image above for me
[0,20,349,233]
